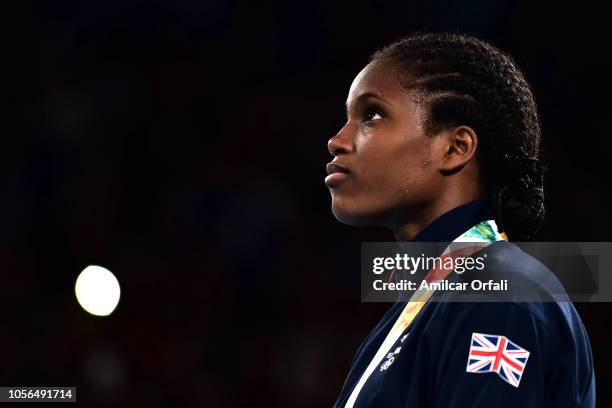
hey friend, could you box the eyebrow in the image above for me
[345,92,388,117]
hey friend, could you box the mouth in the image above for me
[325,162,351,188]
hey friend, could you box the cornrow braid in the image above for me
[370,32,545,240]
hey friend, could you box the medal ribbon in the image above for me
[344,220,508,408]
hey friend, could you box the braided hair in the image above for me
[370,32,545,240]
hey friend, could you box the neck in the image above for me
[392,185,484,242]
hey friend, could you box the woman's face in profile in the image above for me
[326,61,442,229]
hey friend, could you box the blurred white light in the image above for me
[75,265,121,316]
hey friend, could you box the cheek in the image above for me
[359,132,431,196]
[399,141,440,207]
[328,124,434,226]
[335,133,431,222]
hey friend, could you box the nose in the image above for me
[327,124,353,156]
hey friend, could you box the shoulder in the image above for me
[432,241,591,352]
[420,242,595,403]
[469,241,588,344]
[474,240,565,297]
[418,301,595,407]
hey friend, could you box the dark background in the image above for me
[5,1,611,406]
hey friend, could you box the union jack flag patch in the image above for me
[466,332,530,387]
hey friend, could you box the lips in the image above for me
[325,162,350,187]
[326,162,350,176]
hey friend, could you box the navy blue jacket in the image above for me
[333,202,596,408]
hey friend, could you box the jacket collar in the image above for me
[411,201,495,243]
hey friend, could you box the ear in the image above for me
[438,125,478,173]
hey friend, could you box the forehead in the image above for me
[347,61,408,107]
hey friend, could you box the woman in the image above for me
[325,33,595,407]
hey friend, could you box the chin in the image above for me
[332,210,369,226]
[331,198,384,227]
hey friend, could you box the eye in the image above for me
[364,107,383,122]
